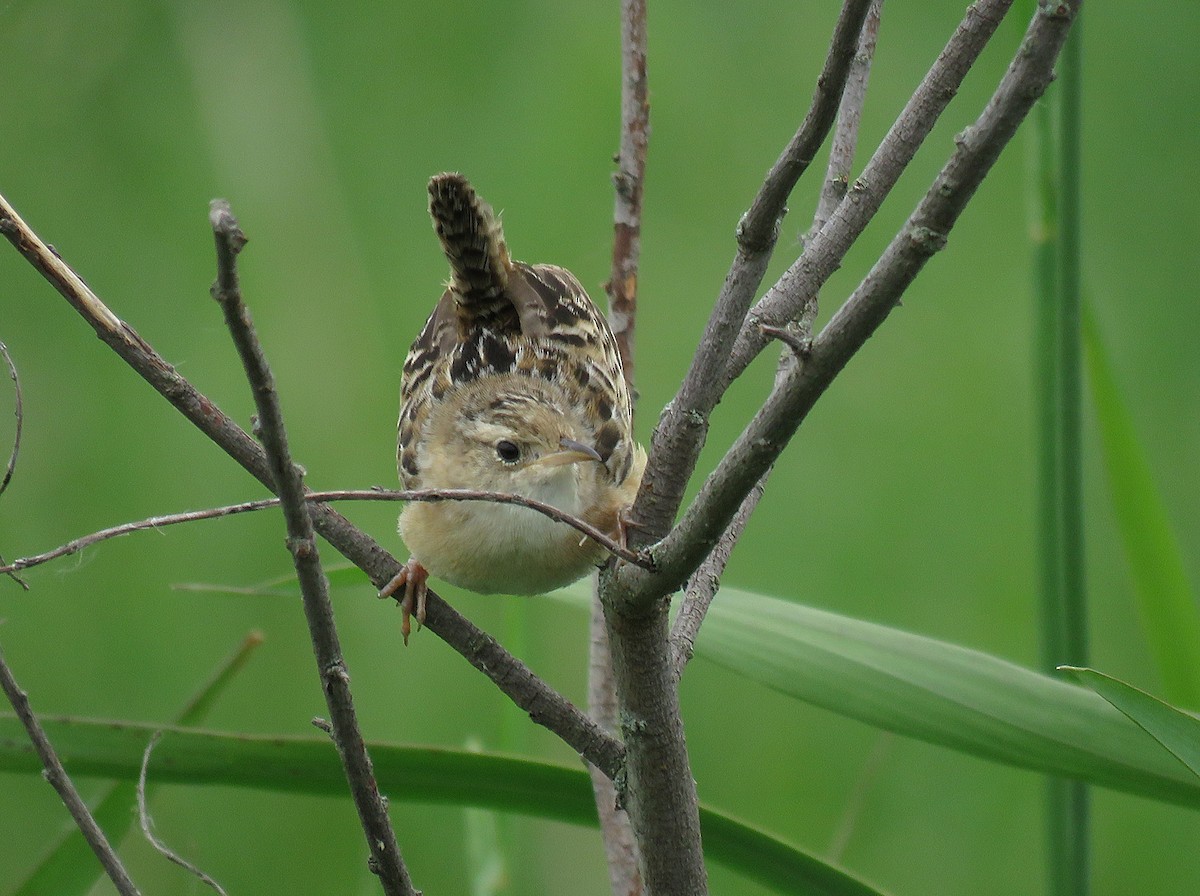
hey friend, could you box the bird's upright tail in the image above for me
[428,173,513,327]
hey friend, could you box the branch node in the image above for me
[1039,0,1073,19]
[906,224,949,255]
[287,534,315,559]
[208,199,247,254]
[619,711,649,739]
[324,661,351,685]
[736,207,784,253]
[759,323,812,357]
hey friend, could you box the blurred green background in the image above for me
[1,1,1197,893]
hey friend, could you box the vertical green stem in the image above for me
[1030,9,1088,896]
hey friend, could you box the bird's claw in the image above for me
[379,559,429,646]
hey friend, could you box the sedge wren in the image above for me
[380,173,645,641]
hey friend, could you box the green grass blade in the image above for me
[0,716,887,896]
[173,564,372,598]
[1083,309,1200,708]
[1033,16,1090,896]
[8,633,264,896]
[1023,0,1089,888]
[1061,667,1200,778]
[693,587,1200,809]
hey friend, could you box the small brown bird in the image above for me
[380,173,645,641]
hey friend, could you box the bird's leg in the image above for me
[615,506,650,550]
[378,557,430,646]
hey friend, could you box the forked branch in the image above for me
[628,0,875,548]
[671,0,884,672]
[642,0,1082,593]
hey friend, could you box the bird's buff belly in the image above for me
[399,498,608,596]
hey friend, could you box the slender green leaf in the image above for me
[0,716,887,896]
[1083,308,1200,708]
[1061,667,1200,779]
[692,587,1200,810]
[9,633,264,896]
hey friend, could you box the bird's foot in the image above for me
[615,506,649,549]
[379,558,430,646]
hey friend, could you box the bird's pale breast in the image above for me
[399,498,607,595]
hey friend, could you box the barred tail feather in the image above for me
[428,173,513,326]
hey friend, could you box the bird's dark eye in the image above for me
[495,440,521,463]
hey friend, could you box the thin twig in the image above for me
[809,0,884,239]
[0,488,652,577]
[1,498,282,574]
[636,0,1082,594]
[138,732,229,896]
[209,200,416,896]
[670,0,885,675]
[799,0,884,341]
[0,640,142,896]
[627,0,873,547]
[0,191,626,782]
[737,0,877,255]
[0,340,22,498]
[604,0,650,387]
[0,339,29,589]
[671,476,765,675]
[592,0,650,892]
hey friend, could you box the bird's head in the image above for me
[423,376,608,511]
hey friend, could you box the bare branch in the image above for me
[738,0,877,255]
[598,575,706,895]
[605,0,650,387]
[628,0,874,547]
[138,732,229,896]
[588,593,643,895]
[592,1,650,892]
[0,191,626,783]
[723,0,1016,387]
[640,0,1082,593]
[594,0,653,884]
[0,641,142,896]
[810,0,884,238]
[1,498,283,574]
[670,475,765,675]
[0,489,651,577]
[671,0,886,675]
[618,0,1020,597]
[209,199,417,896]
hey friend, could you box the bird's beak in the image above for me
[537,437,604,468]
